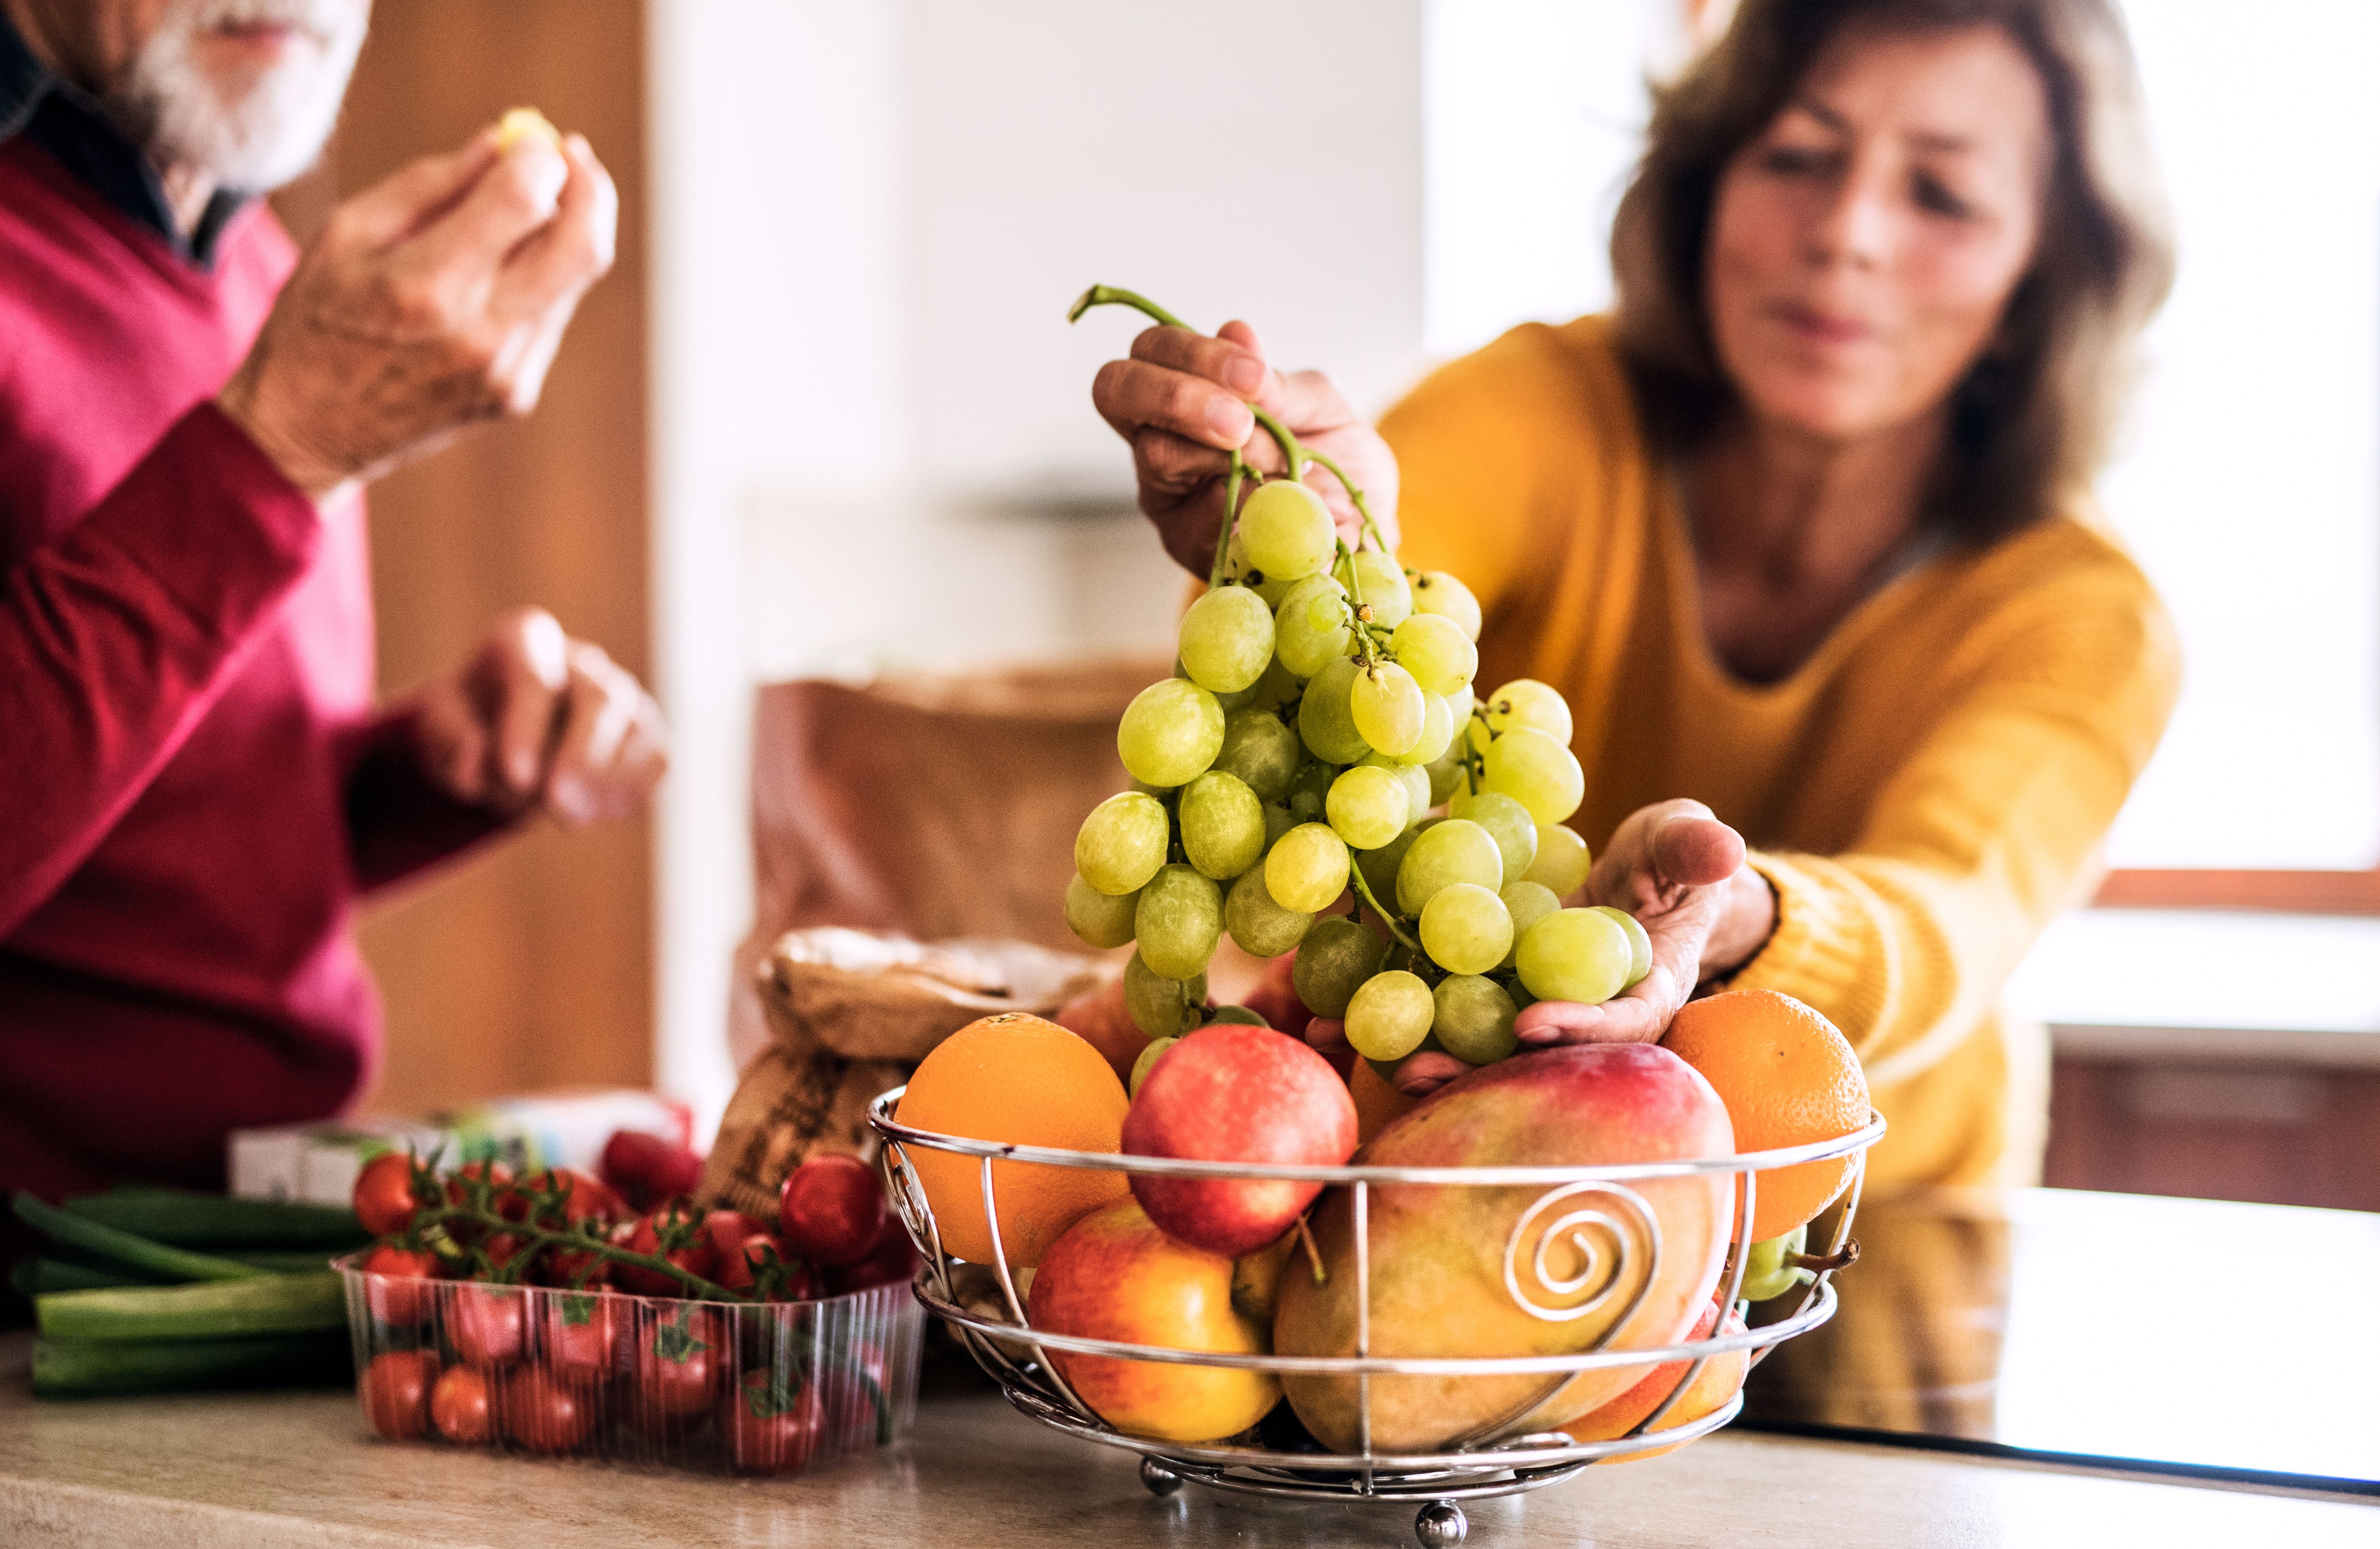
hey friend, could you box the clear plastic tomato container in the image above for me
[337,1256,923,1475]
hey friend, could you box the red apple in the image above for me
[1027,1199,1278,1443]
[1121,1024,1357,1257]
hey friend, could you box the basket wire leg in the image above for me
[1354,1179,1374,1497]
[978,1154,1098,1424]
[1634,1166,1755,1438]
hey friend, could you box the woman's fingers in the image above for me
[1128,323,1269,398]
[1513,988,1672,1047]
[1093,354,1253,449]
[1391,1051,1472,1098]
[541,642,668,827]
[1652,812,1746,889]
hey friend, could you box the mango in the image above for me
[1273,1043,1733,1454]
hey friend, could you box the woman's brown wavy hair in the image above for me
[1612,0,2175,543]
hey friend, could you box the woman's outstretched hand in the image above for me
[1374,800,1779,1097]
[1090,321,1399,576]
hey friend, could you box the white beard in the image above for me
[113,0,370,195]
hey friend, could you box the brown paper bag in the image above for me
[701,662,1162,1218]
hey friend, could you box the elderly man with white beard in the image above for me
[0,0,665,1243]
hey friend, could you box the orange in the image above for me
[893,1013,1130,1268]
[1660,989,1868,1241]
[1349,1056,1420,1146]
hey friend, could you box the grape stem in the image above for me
[1345,854,1420,953]
[1214,449,1248,591]
[1292,1212,1329,1286]
[1301,446,1387,554]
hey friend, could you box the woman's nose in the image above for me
[1802,163,1894,272]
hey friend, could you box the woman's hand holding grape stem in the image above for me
[1084,290,1776,1096]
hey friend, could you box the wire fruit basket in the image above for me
[870,1088,1881,1547]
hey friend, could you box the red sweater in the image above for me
[0,140,497,1200]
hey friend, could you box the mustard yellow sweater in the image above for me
[1383,316,2180,1189]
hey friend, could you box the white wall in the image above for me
[648,1,1427,1131]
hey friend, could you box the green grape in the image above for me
[1074,791,1169,895]
[1238,480,1336,582]
[1179,771,1266,881]
[1418,882,1513,975]
[1446,684,1476,727]
[1213,708,1302,803]
[1286,758,1336,823]
[1589,905,1654,988]
[1423,748,1467,806]
[1178,585,1275,694]
[1514,908,1632,1005]
[1134,863,1223,980]
[1739,1225,1815,1301]
[1124,952,1207,1038]
[1411,570,1482,642]
[1389,613,1477,698]
[1349,661,1424,758]
[1064,873,1140,950]
[1480,678,1574,745]
[1129,1036,1178,1099]
[1118,677,1225,788]
[1261,800,1295,852]
[1431,975,1518,1064]
[1297,656,1372,765]
[1292,917,1386,1018]
[1265,822,1352,914]
[1273,575,1352,678]
[1246,655,1302,710]
[1361,753,1432,830]
[1354,821,1424,907]
[1326,764,1408,850]
[1457,789,1540,885]
[1481,725,1586,824]
[1224,867,1313,957]
[1401,691,1456,766]
[1227,530,1299,610]
[1344,970,1434,1061]
[1207,1004,1270,1027]
[1497,880,1560,967]
[1334,548,1412,629]
[1523,824,1591,895]
[1395,818,1503,916]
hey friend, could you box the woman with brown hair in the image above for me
[1091,0,2178,1189]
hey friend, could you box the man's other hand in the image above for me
[413,609,665,827]
[217,123,618,498]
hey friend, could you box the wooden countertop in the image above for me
[0,1334,2370,1548]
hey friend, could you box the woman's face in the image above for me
[1704,24,2050,445]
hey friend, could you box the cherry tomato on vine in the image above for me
[352,1152,427,1238]
[721,1367,824,1475]
[539,1288,628,1386]
[701,1211,768,1291]
[500,1367,600,1454]
[431,1364,495,1444]
[447,1160,526,1220]
[636,1303,726,1417]
[360,1243,440,1326]
[361,1350,437,1441]
[616,1201,717,1297]
[447,1283,528,1369]
[601,1130,702,1212]
[522,1168,619,1286]
[824,1212,918,1295]
[777,1155,889,1268]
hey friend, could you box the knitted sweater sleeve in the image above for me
[1732,545,2181,1086]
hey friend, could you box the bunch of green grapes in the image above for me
[1064,285,1653,1082]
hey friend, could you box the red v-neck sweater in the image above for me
[0,140,494,1200]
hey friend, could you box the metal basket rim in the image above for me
[914,1274,1834,1376]
[868,1086,1885,1183]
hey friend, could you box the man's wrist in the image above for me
[216,366,351,504]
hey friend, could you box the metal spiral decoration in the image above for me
[1500,1181,1663,1325]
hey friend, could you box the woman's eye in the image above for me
[1912,174,1973,218]
[1760,145,1834,178]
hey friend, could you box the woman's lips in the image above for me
[1770,302,1874,347]
[207,22,314,59]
